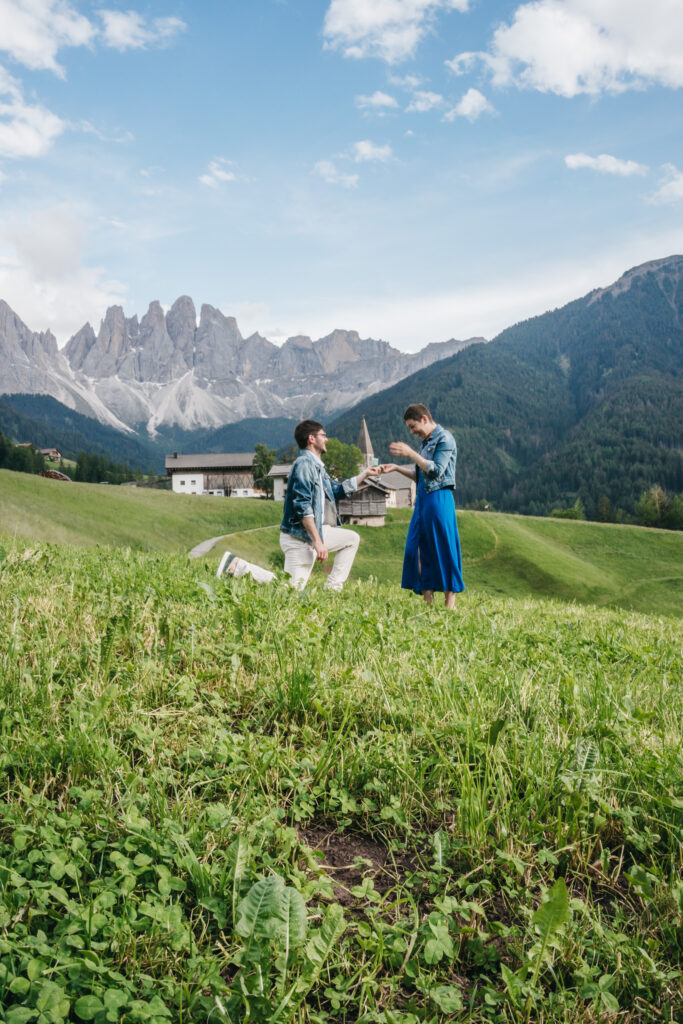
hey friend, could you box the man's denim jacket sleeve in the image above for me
[418,424,457,493]
[280,450,357,542]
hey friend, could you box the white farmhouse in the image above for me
[165,451,255,496]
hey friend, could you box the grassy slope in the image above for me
[0,468,281,550]
[0,544,680,1022]
[219,508,683,619]
[2,469,681,616]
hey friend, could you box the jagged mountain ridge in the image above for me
[0,296,484,435]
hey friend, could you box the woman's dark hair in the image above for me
[294,419,324,449]
[403,403,431,422]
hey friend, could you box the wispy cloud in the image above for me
[565,153,648,177]
[388,72,423,90]
[648,164,683,204]
[199,158,237,188]
[78,120,134,144]
[323,0,470,64]
[313,159,359,188]
[444,88,496,122]
[446,0,683,98]
[0,201,127,341]
[352,140,392,162]
[406,89,443,112]
[0,66,64,158]
[355,90,398,110]
[97,10,186,51]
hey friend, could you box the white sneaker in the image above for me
[216,551,238,578]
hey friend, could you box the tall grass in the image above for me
[0,539,680,1022]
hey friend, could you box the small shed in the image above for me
[267,463,293,502]
[338,480,388,527]
[165,451,255,496]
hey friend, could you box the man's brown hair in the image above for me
[294,419,324,449]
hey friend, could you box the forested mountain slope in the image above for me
[332,257,683,516]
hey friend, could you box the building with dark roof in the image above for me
[165,451,255,496]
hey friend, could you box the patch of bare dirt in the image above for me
[298,825,408,906]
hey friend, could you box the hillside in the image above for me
[331,257,683,517]
[2,470,681,617]
[0,394,162,470]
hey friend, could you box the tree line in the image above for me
[0,430,138,485]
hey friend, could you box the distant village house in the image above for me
[165,452,256,496]
[40,448,62,462]
[16,443,62,463]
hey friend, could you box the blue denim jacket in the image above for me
[417,423,457,493]
[280,450,358,543]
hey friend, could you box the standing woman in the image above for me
[382,403,465,610]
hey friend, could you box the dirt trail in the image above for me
[189,524,278,559]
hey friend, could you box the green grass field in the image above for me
[3,469,681,617]
[0,539,680,1023]
[0,469,281,550]
[216,507,683,618]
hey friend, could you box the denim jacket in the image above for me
[417,423,457,493]
[280,450,358,543]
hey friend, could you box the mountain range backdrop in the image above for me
[1,255,682,520]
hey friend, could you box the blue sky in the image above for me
[1,0,682,351]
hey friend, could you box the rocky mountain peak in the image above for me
[0,291,490,434]
[589,255,683,306]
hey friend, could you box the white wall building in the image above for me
[165,452,255,496]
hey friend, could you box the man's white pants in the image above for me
[279,526,360,591]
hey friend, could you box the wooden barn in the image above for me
[338,479,389,527]
[165,452,255,496]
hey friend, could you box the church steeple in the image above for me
[358,417,375,469]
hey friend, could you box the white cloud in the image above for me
[313,159,359,188]
[648,164,683,204]
[0,3,185,76]
[389,72,423,89]
[97,10,186,51]
[0,202,127,341]
[0,66,64,157]
[355,90,399,110]
[352,139,393,162]
[0,0,95,76]
[406,89,443,112]
[5,202,87,280]
[199,158,237,188]
[78,120,134,144]
[323,0,470,64]
[447,0,683,98]
[444,88,496,121]
[565,152,648,176]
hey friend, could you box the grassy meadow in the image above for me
[2,469,682,616]
[0,471,681,1022]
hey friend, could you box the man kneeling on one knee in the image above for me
[280,420,379,591]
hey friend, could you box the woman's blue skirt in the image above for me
[401,482,465,595]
